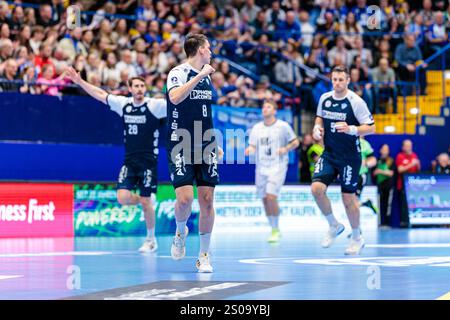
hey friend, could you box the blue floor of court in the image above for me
[1,228,450,300]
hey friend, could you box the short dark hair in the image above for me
[184,33,209,58]
[263,99,278,110]
[128,76,146,86]
[331,66,350,76]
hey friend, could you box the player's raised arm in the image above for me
[65,66,108,104]
[168,64,215,105]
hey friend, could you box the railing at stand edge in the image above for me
[416,43,450,130]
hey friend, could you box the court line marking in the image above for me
[0,275,23,280]
[367,243,450,248]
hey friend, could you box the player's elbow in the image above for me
[168,91,180,105]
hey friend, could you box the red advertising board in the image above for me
[0,183,74,238]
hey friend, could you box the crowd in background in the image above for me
[1,0,450,112]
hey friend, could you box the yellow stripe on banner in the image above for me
[437,292,450,300]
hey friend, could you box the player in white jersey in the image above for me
[245,100,299,243]
[65,67,166,253]
[311,66,375,255]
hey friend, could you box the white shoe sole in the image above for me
[321,224,345,248]
[345,243,365,255]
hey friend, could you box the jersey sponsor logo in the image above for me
[190,90,212,100]
[322,110,347,121]
[171,76,178,84]
[332,103,338,107]
[124,115,146,124]
[126,106,132,113]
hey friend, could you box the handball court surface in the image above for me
[1,227,450,300]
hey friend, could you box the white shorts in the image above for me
[255,166,288,198]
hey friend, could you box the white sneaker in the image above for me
[345,237,365,255]
[321,223,345,248]
[196,252,213,273]
[171,226,189,260]
[138,238,158,253]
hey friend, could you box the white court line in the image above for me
[366,243,450,248]
[0,251,114,258]
[0,275,23,280]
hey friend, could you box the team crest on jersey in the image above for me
[325,100,332,108]
[341,103,347,109]
[140,106,146,113]
[126,106,132,113]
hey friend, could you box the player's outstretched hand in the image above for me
[200,64,215,78]
[64,66,81,84]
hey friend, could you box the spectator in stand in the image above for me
[135,0,155,21]
[349,67,374,112]
[265,1,286,29]
[0,1,10,25]
[29,26,45,55]
[373,39,394,66]
[298,10,315,53]
[405,13,426,39]
[0,22,9,41]
[426,11,448,54]
[8,5,24,39]
[57,27,86,64]
[432,152,450,174]
[419,0,436,27]
[277,11,301,45]
[24,7,36,26]
[0,58,20,92]
[370,58,398,114]
[394,33,427,95]
[327,36,352,69]
[240,0,261,24]
[350,36,373,71]
[340,12,363,49]
[36,4,58,28]
[36,63,68,96]
[116,49,137,78]
[34,43,55,76]
[0,37,12,65]
[374,144,395,228]
[396,139,421,228]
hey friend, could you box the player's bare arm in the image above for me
[65,66,108,104]
[168,64,215,105]
[278,138,300,155]
[335,122,376,136]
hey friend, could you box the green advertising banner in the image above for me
[74,184,199,236]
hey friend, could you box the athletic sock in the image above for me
[199,232,211,255]
[325,213,338,227]
[352,228,361,240]
[146,228,155,239]
[176,220,187,236]
[267,216,275,228]
[272,215,279,230]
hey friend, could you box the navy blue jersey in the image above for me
[107,95,167,165]
[316,90,374,160]
[166,63,215,156]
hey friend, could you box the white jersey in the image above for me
[249,119,297,174]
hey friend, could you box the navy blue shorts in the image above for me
[312,154,361,194]
[167,149,219,189]
[117,162,157,197]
